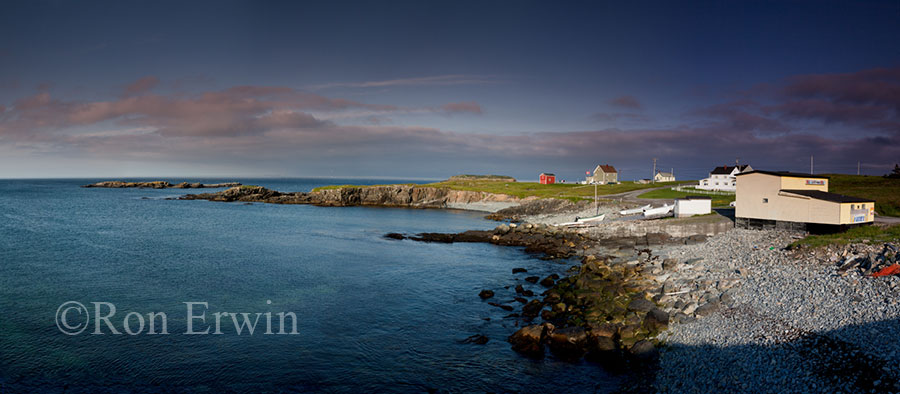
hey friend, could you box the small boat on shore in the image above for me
[619,204,651,215]
[642,204,673,217]
[557,213,605,226]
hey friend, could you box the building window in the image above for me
[763,198,768,203]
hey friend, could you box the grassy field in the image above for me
[826,174,900,216]
[636,187,735,207]
[790,224,900,248]
[313,179,694,201]
[311,173,899,213]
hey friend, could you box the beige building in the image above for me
[586,164,617,184]
[654,171,675,183]
[735,170,874,231]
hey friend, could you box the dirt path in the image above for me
[876,215,900,224]
[599,184,676,205]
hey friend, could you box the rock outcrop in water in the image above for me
[397,222,715,363]
[83,181,241,189]
[179,185,524,209]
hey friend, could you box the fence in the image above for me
[671,185,735,196]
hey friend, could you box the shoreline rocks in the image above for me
[82,181,241,189]
[178,185,525,211]
[398,221,725,363]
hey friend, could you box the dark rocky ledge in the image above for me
[394,221,710,364]
[177,184,522,209]
[82,181,241,189]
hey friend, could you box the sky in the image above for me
[0,0,898,181]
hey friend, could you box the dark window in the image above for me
[763,198,768,203]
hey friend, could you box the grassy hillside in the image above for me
[313,179,694,201]
[636,188,735,207]
[790,224,900,248]
[827,174,900,216]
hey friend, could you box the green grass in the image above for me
[447,174,516,181]
[313,183,417,191]
[826,174,900,216]
[636,188,735,207]
[790,224,900,248]
[240,185,260,189]
[312,180,694,201]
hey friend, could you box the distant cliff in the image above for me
[179,184,525,209]
[82,181,242,189]
[446,175,516,182]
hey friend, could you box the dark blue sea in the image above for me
[0,179,619,393]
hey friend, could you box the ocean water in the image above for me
[0,179,619,393]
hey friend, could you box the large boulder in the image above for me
[642,308,669,333]
[508,323,553,358]
[547,327,588,360]
[694,300,721,317]
[628,340,659,361]
[585,335,618,362]
[540,274,559,287]
[522,300,544,318]
[627,298,655,313]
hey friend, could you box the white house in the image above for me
[654,171,675,182]
[586,164,618,184]
[697,165,752,191]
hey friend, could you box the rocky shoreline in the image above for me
[178,184,527,211]
[390,222,715,363]
[651,230,900,393]
[392,222,900,393]
[83,181,242,189]
[86,180,900,391]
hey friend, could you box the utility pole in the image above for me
[858,161,860,175]
[735,157,739,166]
[810,155,814,174]
[652,158,657,184]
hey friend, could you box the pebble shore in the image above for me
[651,229,900,393]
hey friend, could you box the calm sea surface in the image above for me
[0,179,619,393]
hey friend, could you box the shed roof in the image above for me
[711,165,751,175]
[735,170,829,179]
[780,189,873,203]
[540,173,555,176]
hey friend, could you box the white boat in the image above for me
[619,204,651,215]
[642,204,673,217]
[557,213,605,226]
[575,213,605,222]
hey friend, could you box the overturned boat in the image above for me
[619,204,651,215]
[642,204,673,217]
[557,213,605,227]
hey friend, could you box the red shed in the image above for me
[539,173,556,184]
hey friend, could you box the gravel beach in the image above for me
[651,229,900,393]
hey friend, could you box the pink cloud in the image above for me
[310,74,497,90]
[123,76,160,96]
[3,67,900,176]
[591,112,650,122]
[440,101,483,115]
[609,95,642,109]
[770,66,900,132]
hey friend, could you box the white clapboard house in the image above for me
[697,165,753,192]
